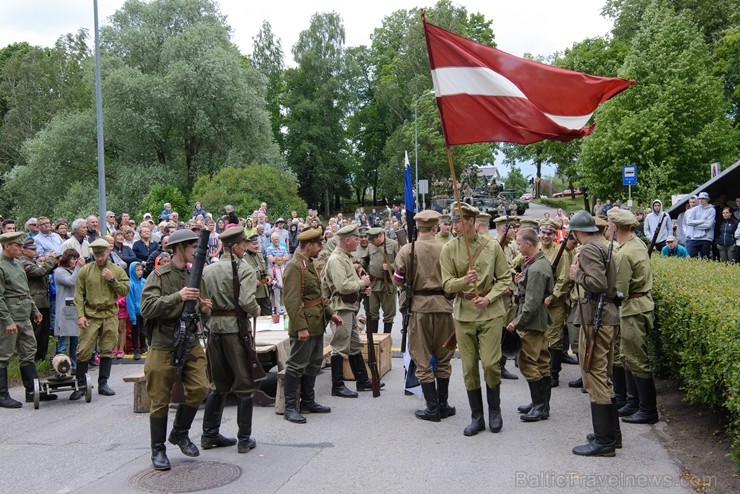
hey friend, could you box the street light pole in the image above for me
[93,0,107,224]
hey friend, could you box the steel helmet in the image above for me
[167,228,199,248]
[501,328,522,358]
[567,210,599,233]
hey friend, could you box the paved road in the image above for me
[0,313,690,494]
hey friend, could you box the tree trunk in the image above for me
[323,186,330,218]
[535,158,542,198]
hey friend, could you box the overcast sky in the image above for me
[0,0,613,62]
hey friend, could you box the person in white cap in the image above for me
[685,192,715,258]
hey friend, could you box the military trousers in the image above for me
[369,289,397,324]
[0,318,36,368]
[566,304,580,354]
[578,323,615,405]
[612,324,623,368]
[77,316,117,361]
[206,333,258,399]
[620,312,654,378]
[408,312,455,383]
[330,310,362,358]
[545,303,568,350]
[144,345,208,417]
[286,334,324,379]
[516,329,550,382]
[455,317,503,390]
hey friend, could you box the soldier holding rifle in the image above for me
[140,229,211,471]
[200,227,262,453]
[366,227,398,334]
[394,210,455,423]
[567,211,621,457]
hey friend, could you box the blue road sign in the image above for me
[623,165,637,186]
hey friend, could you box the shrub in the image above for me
[138,184,189,223]
[651,257,740,465]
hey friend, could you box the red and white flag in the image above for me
[423,20,635,146]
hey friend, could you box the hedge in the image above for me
[650,257,740,465]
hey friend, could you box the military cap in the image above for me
[438,214,452,225]
[219,226,247,246]
[450,202,479,220]
[336,224,359,238]
[358,226,369,236]
[90,238,111,252]
[245,233,259,243]
[607,208,639,228]
[168,228,199,248]
[594,216,608,228]
[21,238,36,249]
[539,219,559,233]
[414,210,441,228]
[297,227,322,242]
[519,218,539,229]
[510,216,521,226]
[0,232,26,245]
[365,227,384,238]
[476,212,491,223]
[493,216,509,225]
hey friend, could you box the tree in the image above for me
[252,20,286,150]
[137,184,188,222]
[503,167,529,196]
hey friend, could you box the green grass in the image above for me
[6,337,54,387]
[533,196,586,213]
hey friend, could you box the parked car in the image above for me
[520,193,534,201]
[552,189,583,198]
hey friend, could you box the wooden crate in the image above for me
[343,333,392,380]
[122,372,150,413]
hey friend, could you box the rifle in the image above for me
[646,213,667,257]
[358,265,380,397]
[382,239,394,295]
[583,229,616,373]
[172,229,210,372]
[230,247,267,382]
[551,233,570,275]
[400,231,416,353]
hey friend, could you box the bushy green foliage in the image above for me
[138,184,188,222]
[651,257,740,465]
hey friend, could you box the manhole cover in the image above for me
[128,460,242,493]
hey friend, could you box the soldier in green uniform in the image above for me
[568,211,621,457]
[394,210,456,422]
[200,227,261,452]
[435,214,453,243]
[607,208,658,425]
[353,227,369,263]
[243,234,272,315]
[492,215,519,380]
[20,238,57,362]
[506,227,553,422]
[366,227,398,334]
[71,237,129,400]
[282,227,343,424]
[322,224,382,397]
[440,203,511,436]
[140,229,211,470]
[0,232,53,408]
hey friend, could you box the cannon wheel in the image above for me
[33,379,40,409]
[85,374,93,403]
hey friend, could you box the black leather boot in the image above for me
[436,377,456,418]
[69,361,88,401]
[20,362,57,402]
[97,357,116,396]
[350,353,385,391]
[622,375,659,424]
[618,369,639,416]
[517,402,533,414]
[383,322,393,334]
[573,402,617,457]
[561,352,579,365]
[463,388,486,436]
[612,365,627,409]
[0,367,22,408]
[283,373,307,423]
[150,416,171,471]
[330,355,357,398]
[521,378,548,422]
[568,377,583,388]
[543,376,552,417]
[416,381,441,422]
[588,398,622,448]
[201,393,237,449]
[549,349,562,387]
[486,385,503,433]
[168,405,200,457]
[300,374,331,413]
[500,356,518,380]
[237,397,257,453]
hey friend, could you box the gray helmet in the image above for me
[167,229,199,248]
[567,210,598,233]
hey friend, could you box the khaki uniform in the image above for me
[0,256,39,368]
[395,237,454,383]
[322,247,364,358]
[367,238,398,324]
[140,263,208,417]
[244,251,271,315]
[434,232,452,244]
[20,255,57,360]
[541,243,571,350]
[74,261,129,361]
[283,251,334,378]
[440,234,510,390]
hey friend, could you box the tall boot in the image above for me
[549,348,562,387]
[168,404,200,457]
[612,365,627,409]
[486,385,503,433]
[573,403,617,457]
[20,362,57,402]
[237,397,257,453]
[568,377,583,388]
[436,377,456,418]
[0,367,22,409]
[622,375,659,424]
[463,388,485,436]
[150,416,171,471]
[618,369,639,416]
[330,355,357,398]
[283,373,307,423]
[521,378,548,422]
[349,353,385,392]
[69,361,89,401]
[97,357,116,396]
[500,356,518,380]
[300,374,331,413]
[588,398,622,448]
[201,393,237,449]
[415,381,440,422]
[383,322,393,334]
[543,376,552,418]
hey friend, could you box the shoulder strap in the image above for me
[470,236,491,265]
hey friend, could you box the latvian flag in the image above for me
[422,20,635,146]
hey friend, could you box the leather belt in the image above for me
[302,298,324,309]
[6,294,30,300]
[628,292,647,299]
[588,293,616,303]
[212,310,236,317]
[458,290,489,301]
[85,303,115,311]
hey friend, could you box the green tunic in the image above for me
[322,247,364,313]
[140,262,195,350]
[614,235,654,316]
[20,255,57,309]
[74,261,129,319]
[244,251,269,299]
[0,256,38,327]
[512,252,553,331]
[283,251,334,338]
[201,253,259,334]
[367,238,398,292]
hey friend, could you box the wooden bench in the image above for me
[275,345,332,415]
[122,371,150,413]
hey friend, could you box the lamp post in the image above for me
[414,90,435,211]
[93,0,107,224]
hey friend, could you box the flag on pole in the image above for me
[422,20,635,146]
[404,151,416,240]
